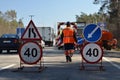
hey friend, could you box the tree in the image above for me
[93,0,120,48]
[76,12,104,24]
[4,10,17,21]
[0,10,22,35]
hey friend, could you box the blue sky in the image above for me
[0,0,101,28]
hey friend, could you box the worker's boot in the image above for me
[66,56,69,62]
[68,56,72,62]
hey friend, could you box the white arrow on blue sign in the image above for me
[83,24,102,42]
[77,37,84,45]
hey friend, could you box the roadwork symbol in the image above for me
[21,20,42,41]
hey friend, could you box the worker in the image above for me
[61,22,77,62]
[112,38,117,49]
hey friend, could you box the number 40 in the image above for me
[24,48,37,57]
[86,48,99,57]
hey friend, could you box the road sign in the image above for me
[83,24,102,42]
[97,22,106,27]
[77,37,84,45]
[21,20,42,41]
[16,27,25,38]
[19,41,42,64]
[81,43,103,64]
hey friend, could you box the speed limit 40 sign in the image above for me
[19,41,42,65]
[81,43,103,64]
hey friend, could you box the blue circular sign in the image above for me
[77,37,84,45]
[83,24,102,42]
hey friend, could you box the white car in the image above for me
[38,40,45,48]
[41,40,45,48]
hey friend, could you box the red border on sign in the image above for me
[21,20,42,41]
[19,41,43,65]
[81,43,103,64]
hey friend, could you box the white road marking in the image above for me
[103,57,120,69]
[0,64,16,71]
[88,26,99,38]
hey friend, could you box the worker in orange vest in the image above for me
[61,22,77,62]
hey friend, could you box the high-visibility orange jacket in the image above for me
[61,27,76,44]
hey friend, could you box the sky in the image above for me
[0,0,101,28]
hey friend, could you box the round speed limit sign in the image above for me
[81,43,103,64]
[19,41,42,65]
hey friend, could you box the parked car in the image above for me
[41,40,45,48]
[38,40,45,48]
[0,34,20,53]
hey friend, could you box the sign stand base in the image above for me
[80,43,104,71]
[80,58,105,71]
[14,58,45,72]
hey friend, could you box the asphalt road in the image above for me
[0,47,120,80]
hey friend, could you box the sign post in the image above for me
[80,24,104,71]
[18,20,44,72]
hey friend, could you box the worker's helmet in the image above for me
[66,21,70,27]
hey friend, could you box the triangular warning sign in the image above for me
[21,20,42,41]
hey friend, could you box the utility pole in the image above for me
[29,15,34,20]
[19,18,24,27]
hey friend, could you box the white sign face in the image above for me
[82,43,103,63]
[19,42,42,64]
